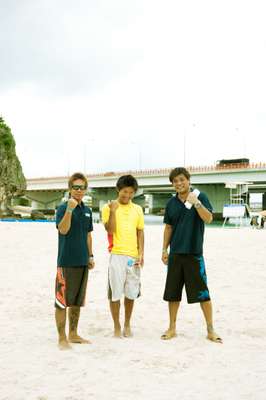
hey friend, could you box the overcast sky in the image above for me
[1,0,266,178]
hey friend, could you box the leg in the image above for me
[200,301,222,343]
[161,301,180,340]
[162,254,183,340]
[185,256,222,343]
[108,255,127,337]
[124,258,141,337]
[55,308,71,350]
[123,297,134,337]
[109,300,122,337]
[68,306,91,344]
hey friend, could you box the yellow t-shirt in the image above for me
[102,201,144,258]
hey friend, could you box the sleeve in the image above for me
[163,203,172,225]
[56,204,66,228]
[87,208,93,232]
[101,204,110,224]
[137,206,144,230]
[199,192,213,213]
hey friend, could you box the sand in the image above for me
[0,221,265,400]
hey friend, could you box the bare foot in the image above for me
[123,325,132,337]
[114,325,122,338]
[58,338,72,350]
[207,331,223,344]
[68,334,91,344]
[161,329,177,340]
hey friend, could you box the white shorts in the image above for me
[107,254,141,301]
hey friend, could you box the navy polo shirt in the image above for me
[56,202,93,267]
[164,192,213,255]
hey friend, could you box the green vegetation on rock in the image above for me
[0,117,26,214]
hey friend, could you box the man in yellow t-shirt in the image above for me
[102,175,144,338]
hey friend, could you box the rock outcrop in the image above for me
[0,117,26,216]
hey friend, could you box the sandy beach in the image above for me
[0,221,265,400]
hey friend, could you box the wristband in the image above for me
[162,248,168,254]
[194,201,202,209]
[185,188,200,209]
[66,207,74,213]
[89,255,94,259]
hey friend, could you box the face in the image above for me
[172,174,190,195]
[117,187,135,204]
[70,179,87,202]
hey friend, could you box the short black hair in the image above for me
[169,167,190,183]
[116,175,138,192]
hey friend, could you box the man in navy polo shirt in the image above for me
[161,167,222,343]
[55,172,95,350]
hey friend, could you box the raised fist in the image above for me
[68,198,78,209]
[108,200,119,212]
[186,192,198,206]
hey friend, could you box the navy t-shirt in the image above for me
[56,202,93,267]
[164,192,213,255]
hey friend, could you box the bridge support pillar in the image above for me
[144,194,153,214]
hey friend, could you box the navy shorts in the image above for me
[163,254,211,303]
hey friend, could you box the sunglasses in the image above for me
[71,185,86,190]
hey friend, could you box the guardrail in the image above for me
[26,162,266,182]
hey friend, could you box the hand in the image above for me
[186,192,198,206]
[88,259,95,270]
[108,200,119,212]
[161,252,168,265]
[68,198,78,209]
[136,255,144,268]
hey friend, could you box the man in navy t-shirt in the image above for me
[161,167,222,343]
[55,172,95,350]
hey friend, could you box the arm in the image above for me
[105,210,116,234]
[104,201,119,234]
[195,206,213,224]
[162,224,172,265]
[137,229,144,266]
[58,198,78,235]
[87,232,95,269]
[186,192,213,224]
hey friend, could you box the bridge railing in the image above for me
[86,163,266,177]
[27,162,266,183]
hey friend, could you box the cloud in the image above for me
[1,0,266,177]
[0,0,144,94]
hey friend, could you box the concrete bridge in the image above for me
[24,163,266,216]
